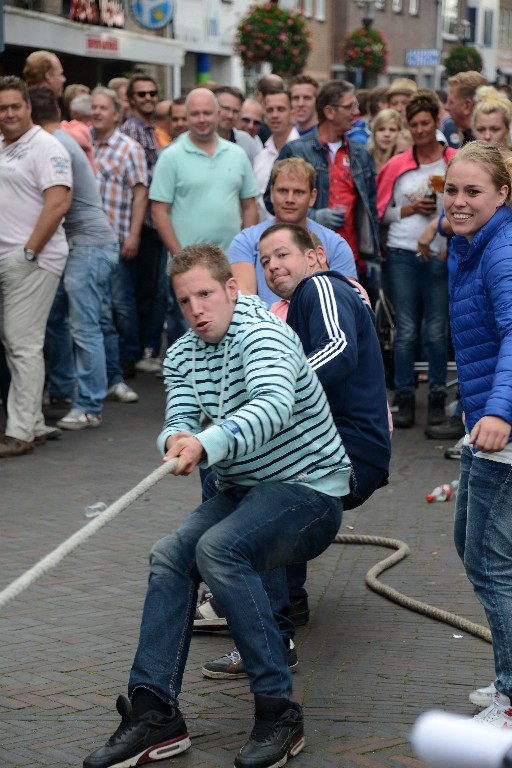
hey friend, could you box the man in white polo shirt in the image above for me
[0,76,72,458]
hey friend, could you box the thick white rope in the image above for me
[335,533,492,643]
[0,466,492,645]
[0,459,177,611]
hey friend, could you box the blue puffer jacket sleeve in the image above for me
[450,205,512,434]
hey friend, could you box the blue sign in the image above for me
[405,49,441,68]
[129,0,173,29]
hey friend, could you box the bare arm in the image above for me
[152,200,182,256]
[25,185,71,255]
[241,197,258,228]
[122,183,148,260]
[231,262,257,295]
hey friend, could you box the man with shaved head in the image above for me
[150,87,258,255]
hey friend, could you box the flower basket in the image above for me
[341,27,388,73]
[235,2,312,78]
[443,45,483,77]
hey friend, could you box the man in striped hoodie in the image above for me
[84,244,351,768]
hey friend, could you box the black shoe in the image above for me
[202,642,298,679]
[288,596,309,627]
[427,389,446,426]
[392,391,415,428]
[83,695,191,768]
[234,694,305,768]
[424,416,465,440]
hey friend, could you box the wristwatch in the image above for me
[24,248,37,262]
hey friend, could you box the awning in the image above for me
[4,5,184,67]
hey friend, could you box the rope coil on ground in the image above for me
[335,533,492,643]
[0,466,492,646]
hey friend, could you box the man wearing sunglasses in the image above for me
[121,75,166,376]
[237,98,263,147]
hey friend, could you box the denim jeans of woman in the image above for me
[128,481,341,706]
[386,247,449,392]
[454,445,512,697]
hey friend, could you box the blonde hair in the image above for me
[473,85,512,133]
[368,109,402,171]
[447,71,488,101]
[447,142,512,205]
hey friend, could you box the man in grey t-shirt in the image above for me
[29,87,139,432]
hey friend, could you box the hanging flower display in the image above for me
[235,2,312,78]
[443,45,483,77]
[341,27,388,73]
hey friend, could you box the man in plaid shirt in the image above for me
[91,85,148,385]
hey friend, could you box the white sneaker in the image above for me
[57,409,102,430]
[106,381,139,403]
[474,690,512,727]
[135,348,162,374]
[469,681,497,708]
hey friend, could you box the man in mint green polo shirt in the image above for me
[150,88,258,254]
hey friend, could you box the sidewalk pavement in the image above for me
[0,376,492,768]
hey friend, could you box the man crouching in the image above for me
[83,244,351,768]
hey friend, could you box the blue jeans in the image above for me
[110,258,140,364]
[129,481,342,705]
[45,243,118,414]
[287,454,387,600]
[145,247,169,354]
[454,446,512,698]
[386,248,449,392]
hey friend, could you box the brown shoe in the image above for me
[0,435,34,458]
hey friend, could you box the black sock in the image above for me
[131,688,173,717]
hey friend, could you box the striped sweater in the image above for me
[158,293,351,497]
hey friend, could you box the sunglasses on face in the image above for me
[240,117,261,127]
[134,90,158,98]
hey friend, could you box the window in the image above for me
[375,0,385,9]
[409,0,418,15]
[315,0,325,21]
[442,0,460,37]
[483,9,493,47]
[392,0,403,12]
[303,0,312,16]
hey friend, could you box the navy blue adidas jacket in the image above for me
[287,271,391,479]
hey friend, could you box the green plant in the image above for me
[443,45,483,76]
[341,27,388,73]
[235,2,312,78]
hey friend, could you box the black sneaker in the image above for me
[288,596,309,627]
[427,389,446,426]
[193,594,228,631]
[392,390,415,428]
[202,642,298,679]
[83,695,191,768]
[424,415,465,440]
[234,694,305,768]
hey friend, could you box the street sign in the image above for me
[405,49,441,68]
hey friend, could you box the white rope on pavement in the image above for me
[0,459,178,611]
[335,533,492,644]
[0,464,492,645]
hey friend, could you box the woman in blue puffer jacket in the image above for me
[444,141,512,728]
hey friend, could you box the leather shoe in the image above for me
[0,435,34,458]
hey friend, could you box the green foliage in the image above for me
[341,27,388,73]
[443,45,483,77]
[235,2,312,78]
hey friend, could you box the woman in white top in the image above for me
[376,90,457,429]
